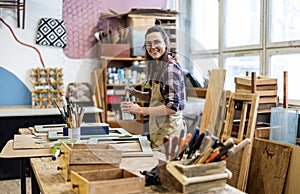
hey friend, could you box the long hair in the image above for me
[144,20,170,84]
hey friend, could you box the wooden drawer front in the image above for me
[70,168,145,194]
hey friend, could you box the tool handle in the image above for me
[187,130,209,159]
[228,138,251,156]
[163,136,170,160]
[170,136,178,160]
[52,148,60,161]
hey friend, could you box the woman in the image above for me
[121,20,186,149]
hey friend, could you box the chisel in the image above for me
[163,135,170,161]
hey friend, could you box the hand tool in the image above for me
[174,129,185,159]
[193,135,221,164]
[187,130,210,159]
[163,135,170,161]
[221,138,251,160]
[205,138,235,163]
[51,145,61,161]
[176,133,193,160]
[169,136,178,160]
[188,127,200,149]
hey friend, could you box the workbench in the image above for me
[30,154,244,194]
[0,106,102,180]
[0,127,244,194]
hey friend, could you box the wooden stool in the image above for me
[221,92,259,192]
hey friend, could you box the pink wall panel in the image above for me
[62,0,167,59]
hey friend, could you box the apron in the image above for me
[149,81,184,149]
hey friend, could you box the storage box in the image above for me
[60,142,121,165]
[70,168,145,194]
[97,43,130,58]
[159,160,231,193]
[59,163,117,181]
[59,142,122,181]
[235,75,278,112]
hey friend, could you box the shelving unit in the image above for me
[30,67,64,108]
[98,57,149,135]
[127,13,177,57]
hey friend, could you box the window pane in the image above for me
[224,56,260,91]
[269,0,300,42]
[224,0,260,47]
[270,54,300,102]
[193,57,219,87]
[191,0,218,50]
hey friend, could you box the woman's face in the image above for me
[145,32,166,60]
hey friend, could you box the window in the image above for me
[269,0,300,44]
[224,0,261,48]
[191,0,219,51]
[224,54,260,91]
[181,0,300,104]
[268,51,300,103]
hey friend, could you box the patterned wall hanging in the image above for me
[36,18,67,48]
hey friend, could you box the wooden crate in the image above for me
[60,141,122,165]
[159,160,231,193]
[59,142,122,181]
[59,162,117,182]
[235,75,278,113]
[70,168,145,194]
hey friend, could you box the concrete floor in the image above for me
[0,178,31,194]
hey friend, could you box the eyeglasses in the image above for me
[145,39,164,48]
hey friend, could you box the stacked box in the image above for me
[235,75,278,113]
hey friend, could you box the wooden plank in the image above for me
[284,144,300,194]
[186,87,207,98]
[92,68,105,122]
[236,83,278,91]
[235,76,277,86]
[258,96,279,104]
[0,140,51,158]
[13,134,55,149]
[247,138,292,194]
[236,88,277,96]
[200,69,226,134]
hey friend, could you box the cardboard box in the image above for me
[97,43,130,58]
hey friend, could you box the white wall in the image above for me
[0,0,98,106]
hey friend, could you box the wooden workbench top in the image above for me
[30,154,244,194]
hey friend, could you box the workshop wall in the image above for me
[0,0,167,107]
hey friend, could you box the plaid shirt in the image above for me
[160,56,186,111]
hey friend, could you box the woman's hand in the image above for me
[121,102,142,114]
[125,85,135,96]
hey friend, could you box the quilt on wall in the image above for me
[36,18,67,48]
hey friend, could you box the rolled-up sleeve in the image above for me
[162,61,185,111]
